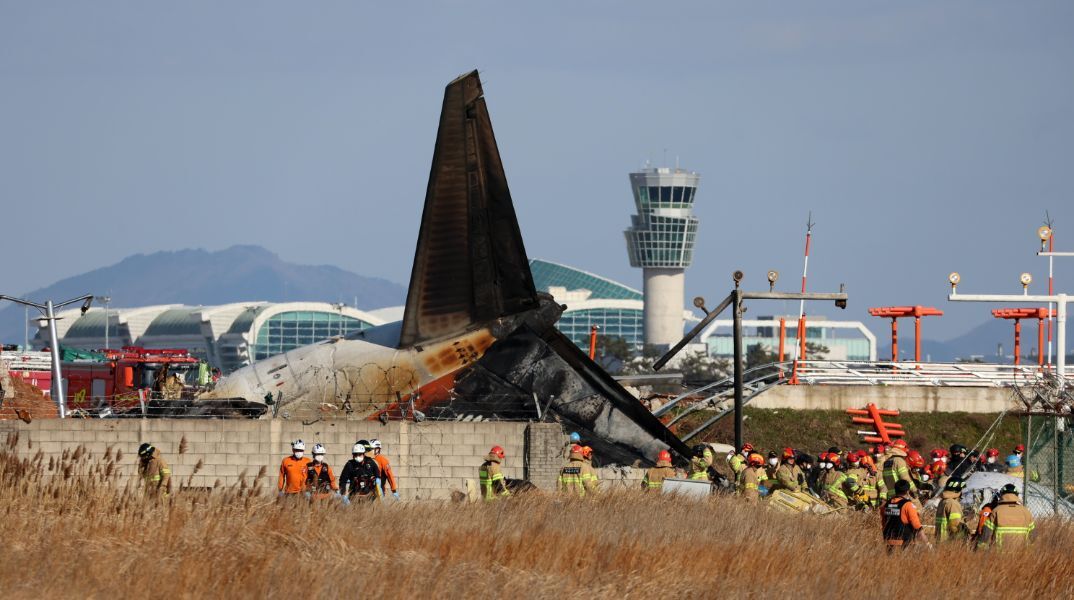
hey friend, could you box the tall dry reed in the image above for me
[0,440,1070,599]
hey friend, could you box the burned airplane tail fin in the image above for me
[399,70,539,349]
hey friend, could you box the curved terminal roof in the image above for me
[530,258,642,301]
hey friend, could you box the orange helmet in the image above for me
[906,450,925,469]
[490,446,505,459]
[657,450,672,463]
[861,455,876,471]
[581,446,594,459]
[747,453,765,467]
[781,447,795,460]
[892,439,908,450]
[828,453,841,466]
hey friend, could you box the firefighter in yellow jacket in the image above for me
[642,450,676,490]
[977,483,1035,549]
[687,444,711,481]
[771,447,804,493]
[737,453,768,502]
[935,478,966,542]
[478,446,511,501]
[559,444,599,497]
[820,452,851,508]
[137,442,171,497]
[881,439,916,500]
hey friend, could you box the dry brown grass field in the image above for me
[1,439,1072,599]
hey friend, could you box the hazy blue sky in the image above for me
[2,2,1072,340]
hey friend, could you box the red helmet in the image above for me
[847,453,861,464]
[657,450,672,463]
[570,444,583,455]
[892,439,908,450]
[856,449,867,459]
[742,442,754,453]
[490,446,505,459]
[928,460,945,476]
[906,450,925,469]
[873,444,886,454]
[930,449,944,460]
[1015,444,1025,453]
[581,446,594,459]
[782,447,795,460]
[986,448,1000,458]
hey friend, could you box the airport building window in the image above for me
[253,311,372,361]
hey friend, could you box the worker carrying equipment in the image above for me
[559,444,599,497]
[977,483,1035,550]
[340,443,382,502]
[369,439,399,500]
[642,450,676,490]
[881,480,926,551]
[304,443,339,500]
[137,442,171,497]
[479,446,510,500]
[737,452,768,502]
[279,439,311,496]
[935,478,966,542]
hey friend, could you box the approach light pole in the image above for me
[654,270,848,451]
[946,272,1068,390]
[0,294,94,418]
[1037,224,1073,369]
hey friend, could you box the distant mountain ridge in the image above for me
[0,245,406,343]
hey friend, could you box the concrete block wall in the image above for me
[0,419,569,500]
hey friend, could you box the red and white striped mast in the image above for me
[791,212,814,382]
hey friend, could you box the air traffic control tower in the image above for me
[624,167,700,348]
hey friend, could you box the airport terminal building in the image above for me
[37,302,390,373]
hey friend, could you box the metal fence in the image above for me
[1023,413,1074,515]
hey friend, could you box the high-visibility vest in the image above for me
[479,462,509,500]
[824,471,848,500]
[935,497,963,541]
[982,503,1035,548]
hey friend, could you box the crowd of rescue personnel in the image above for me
[135,431,1036,550]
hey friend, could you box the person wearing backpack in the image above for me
[340,442,382,503]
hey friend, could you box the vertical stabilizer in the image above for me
[399,71,539,348]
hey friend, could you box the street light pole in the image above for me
[655,271,848,451]
[0,293,94,418]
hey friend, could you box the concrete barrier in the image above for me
[0,419,569,501]
[752,385,1020,413]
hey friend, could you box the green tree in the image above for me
[595,335,635,373]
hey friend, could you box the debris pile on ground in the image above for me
[0,368,58,420]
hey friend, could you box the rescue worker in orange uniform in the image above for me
[642,450,676,490]
[137,443,171,497]
[478,446,510,500]
[559,444,599,497]
[369,439,400,500]
[977,483,1035,549]
[278,439,311,496]
[304,443,339,500]
[737,453,768,502]
[881,479,927,551]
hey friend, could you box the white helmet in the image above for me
[313,443,326,455]
[352,443,366,455]
[370,439,382,450]
[291,439,306,451]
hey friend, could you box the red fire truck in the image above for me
[63,347,205,411]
